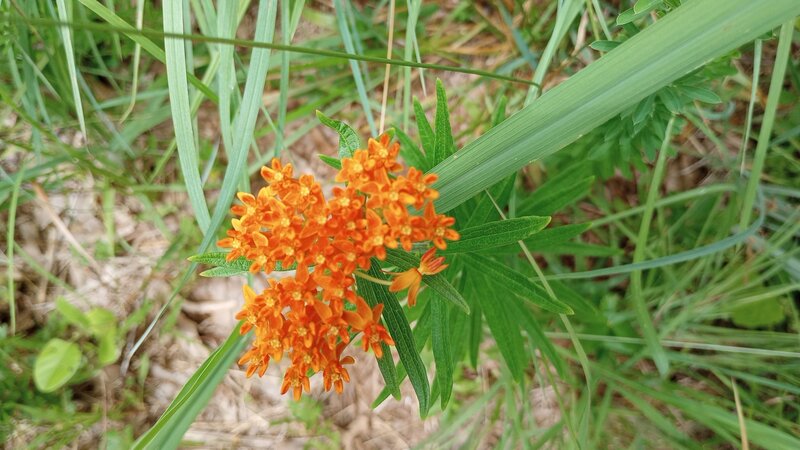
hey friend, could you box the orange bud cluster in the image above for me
[218,134,459,399]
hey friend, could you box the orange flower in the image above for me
[220,132,458,400]
[388,248,449,306]
[322,343,355,393]
[343,297,395,358]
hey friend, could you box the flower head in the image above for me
[219,132,458,400]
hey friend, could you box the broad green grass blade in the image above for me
[628,117,675,376]
[433,0,800,213]
[332,0,377,135]
[132,1,277,442]
[164,0,211,231]
[738,22,793,231]
[55,0,87,139]
[132,326,248,449]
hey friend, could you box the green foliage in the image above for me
[33,339,82,393]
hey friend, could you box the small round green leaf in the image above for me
[34,338,82,392]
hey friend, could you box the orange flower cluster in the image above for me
[219,134,459,399]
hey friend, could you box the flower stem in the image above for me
[353,270,393,286]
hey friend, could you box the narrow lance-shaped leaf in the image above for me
[442,216,551,254]
[188,252,294,277]
[361,261,431,417]
[432,79,454,165]
[432,0,800,213]
[431,295,454,408]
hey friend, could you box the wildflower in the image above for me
[219,132,458,399]
[387,248,449,306]
[343,297,395,358]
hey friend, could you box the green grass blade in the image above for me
[163,0,210,231]
[332,0,377,136]
[215,0,237,155]
[55,0,87,139]
[738,22,793,231]
[132,326,248,449]
[432,0,800,212]
[629,116,675,376]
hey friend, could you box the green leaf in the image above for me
[590,40,621,52]
[316,110,361,158]
[413,97,434,160]
[34,338,82,393]
[433,0,800,213]
[360,261,430,417]
[469,273,526,383]
[679,85,722,104]
[86,308,119,365]
[372,299,433,408]
[731,298,786,328]
[442,216,551,254]
[431,297,454,408]
[432,79,455,165]
[634,0,663,14]
[384,249,469,314]
[86,308,116,339]
[463,175,516,229]
[55,297,90,331]
[354,275,401,400]
[188,252,294,277]
[318,154,342,170]
[462,254,573,315]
